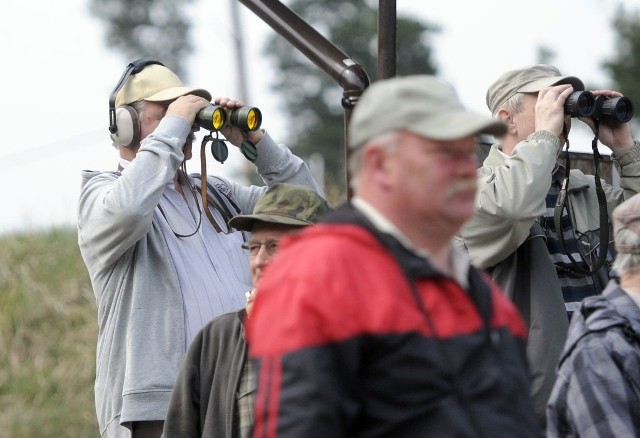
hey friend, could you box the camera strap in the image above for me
[157,166,205,238]
[195,130,259,234]
[553,122,610,277]
[198,136,225,234]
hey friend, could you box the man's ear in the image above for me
[497,107,511,124]
[363,143,383,166]
[497,108,516,135]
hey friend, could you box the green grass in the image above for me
[0,228,99,437]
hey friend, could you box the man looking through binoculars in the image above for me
[457,64,640,429]
[77,59,321,437]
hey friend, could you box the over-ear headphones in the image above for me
[108,58,164,148]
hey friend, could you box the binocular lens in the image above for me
[564,91,595,117]
[196,105,226,131]
[246,109,259,131]
[564,92,635,124]
[595,96,634,124]
[196,105,262,132]
[230,107,262,132]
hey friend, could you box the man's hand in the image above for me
[166,95,211,125]
[214,97,265,147]
[535,84,574,138]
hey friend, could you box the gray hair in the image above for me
[348,130,399,191]
[500,93,525,116]
[130,100,146,115]
[613,228,640,276]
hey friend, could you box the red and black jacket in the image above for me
[248,204,540,437]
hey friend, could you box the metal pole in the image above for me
[230,0,250,102]
[377,0,396,80]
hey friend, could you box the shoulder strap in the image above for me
[206,176,242,215]
[553,128,610,278]
[191,173,241,229]
[513,236,532,326]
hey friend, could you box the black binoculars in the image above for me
[564,91,634,123]
[196,105,262,132]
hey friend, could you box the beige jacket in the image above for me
[458,129,640,428]
[462,131,640,270]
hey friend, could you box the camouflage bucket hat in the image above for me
[228,183,330,231]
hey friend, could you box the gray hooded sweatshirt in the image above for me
[77,115,320,437]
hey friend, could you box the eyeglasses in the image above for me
[241,240,280,257]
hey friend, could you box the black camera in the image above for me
[196,105,262,132]
[564,91,634,123]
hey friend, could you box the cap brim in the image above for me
[228,214,312,232]
[408,110,507,141]
[518,75,584,93]
[145,86,212,102]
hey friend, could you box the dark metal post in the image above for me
[230,0,249,102]
[377,0,396,80]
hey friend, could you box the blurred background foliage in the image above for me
[3,1,640,436]
[0,229,98,437]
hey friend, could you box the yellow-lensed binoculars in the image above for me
[196,105,262,132]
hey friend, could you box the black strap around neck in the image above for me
[553,123,610,277]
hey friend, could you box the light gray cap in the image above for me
[348,75,507,149]
[486,64,584,115]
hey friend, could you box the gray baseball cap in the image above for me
[348,75,506,149]
[228,183,330,232]
[486,64,584,116]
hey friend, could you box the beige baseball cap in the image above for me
[348,75,506,150]
[486,64,584,115]
[115,63,212,107]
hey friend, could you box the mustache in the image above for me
[445,179,477,198]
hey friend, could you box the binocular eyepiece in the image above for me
[564,91,634,124]
[196,105,262,132]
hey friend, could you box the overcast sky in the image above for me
[1,0,637,235]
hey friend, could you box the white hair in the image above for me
[348,130,399,191]
[613,228,640,276]
[500,93,525,116]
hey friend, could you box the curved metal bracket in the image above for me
[238,0,372,193]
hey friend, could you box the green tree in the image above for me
[88,0,194,78]
[602,5,640,117]
[263,0,439,201]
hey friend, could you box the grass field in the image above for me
[0,228,99,437]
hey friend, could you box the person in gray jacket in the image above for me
[458,64,640,428]
[547,192,640,437]
[77,59,321,437]
[162,183,330,438]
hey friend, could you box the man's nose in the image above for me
[456,153,478,176]
[253,245,272,264]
